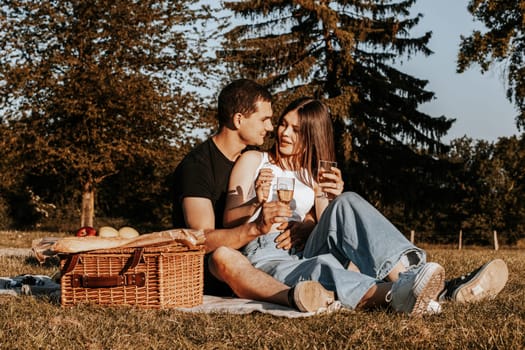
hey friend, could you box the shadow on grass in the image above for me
[24,255,60,268]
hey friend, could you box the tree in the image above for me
[457,0,525,129]
[456,139,504,244]
[219,0,454,215]
[491,135,525,243]
[445,135,525,245]
[0,0,212,227]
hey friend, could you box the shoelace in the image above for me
[385,290,392,303]
[444,267,480,293]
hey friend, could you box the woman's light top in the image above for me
[248,152,315,228]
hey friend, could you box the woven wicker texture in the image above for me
[60,243,204,309]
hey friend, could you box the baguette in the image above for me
[120,229,205,249]
[52,236,134,253]
[31,228,206,263]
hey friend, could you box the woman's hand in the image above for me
[316,165,344,200]
[275,221,315,251]
[254,167,274,203]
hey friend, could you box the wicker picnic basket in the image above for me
[59,242,204,309]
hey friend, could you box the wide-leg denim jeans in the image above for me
[242,192,426,309]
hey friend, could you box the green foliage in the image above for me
[0,197,12,229]
[0,0,214,225]
[442,135,525,245]
[219,0,455,213]
[457,0,525,129]
[0,1,523,243]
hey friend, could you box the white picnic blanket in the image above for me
[177,295,344,318]
[0,274,344,317]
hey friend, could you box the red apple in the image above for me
[75,226,97,237]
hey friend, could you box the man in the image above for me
[172,79,334,312]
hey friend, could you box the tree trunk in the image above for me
[80,182,95,227]
[493,230,499,251]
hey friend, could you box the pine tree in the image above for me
[220,0,454,212]
[0,0,212,227]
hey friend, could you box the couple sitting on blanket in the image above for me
[172,79,508,315]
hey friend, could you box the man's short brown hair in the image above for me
[217,79,272,127]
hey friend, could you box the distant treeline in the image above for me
[0,133,524,247]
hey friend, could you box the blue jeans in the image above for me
[242,192,426,309]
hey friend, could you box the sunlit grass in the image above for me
[0,231,523,349]
[0,230,70,249]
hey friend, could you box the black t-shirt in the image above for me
[172,138,235,229]
[172,138,235,296]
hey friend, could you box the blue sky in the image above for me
[399,0,519,142]
[207,0,518,143]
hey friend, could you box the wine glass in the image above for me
[317,160,337,197]
[276,177,295,204]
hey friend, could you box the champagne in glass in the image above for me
[277,177,295,204]
[317,160,338,197]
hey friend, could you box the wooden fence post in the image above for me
[494,230,499,251]
[458,229,463,250]
[410,230,415,244]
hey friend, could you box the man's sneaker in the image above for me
[438,259,508,303]
[426,300,443,314]
[289,280,335,312]
[387,262,445,316]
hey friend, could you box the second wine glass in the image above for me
[317,160,337,197]
[276,177,295,204]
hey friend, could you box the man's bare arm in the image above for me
[182,197,216,230]
[183,196,291,253]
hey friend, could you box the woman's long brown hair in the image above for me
[271,97,336,187]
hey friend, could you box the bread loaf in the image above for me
[98,226,119,238]
[118,226,140,238]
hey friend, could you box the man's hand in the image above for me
[254,201,292,236]
[275,221,315,251]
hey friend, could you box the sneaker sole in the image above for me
[411,262,445,316]
[452,259,508,303]
[294,281,335,313]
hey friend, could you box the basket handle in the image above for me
[61,254,80,275]
[71,272,146,288]
[65,247,146,288]
[119,247,144,274]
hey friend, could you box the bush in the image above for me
[0,196,13,229]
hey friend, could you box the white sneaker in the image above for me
[387,262,445,316]
[426,299,442,314]
[291,281,335,312]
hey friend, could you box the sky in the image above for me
[399,0,520,142]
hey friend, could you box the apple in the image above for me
[75,226,97,237]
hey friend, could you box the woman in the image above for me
[224,97,343,250]
[224,97,446,315]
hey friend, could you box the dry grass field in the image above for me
[0,231,523,349]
